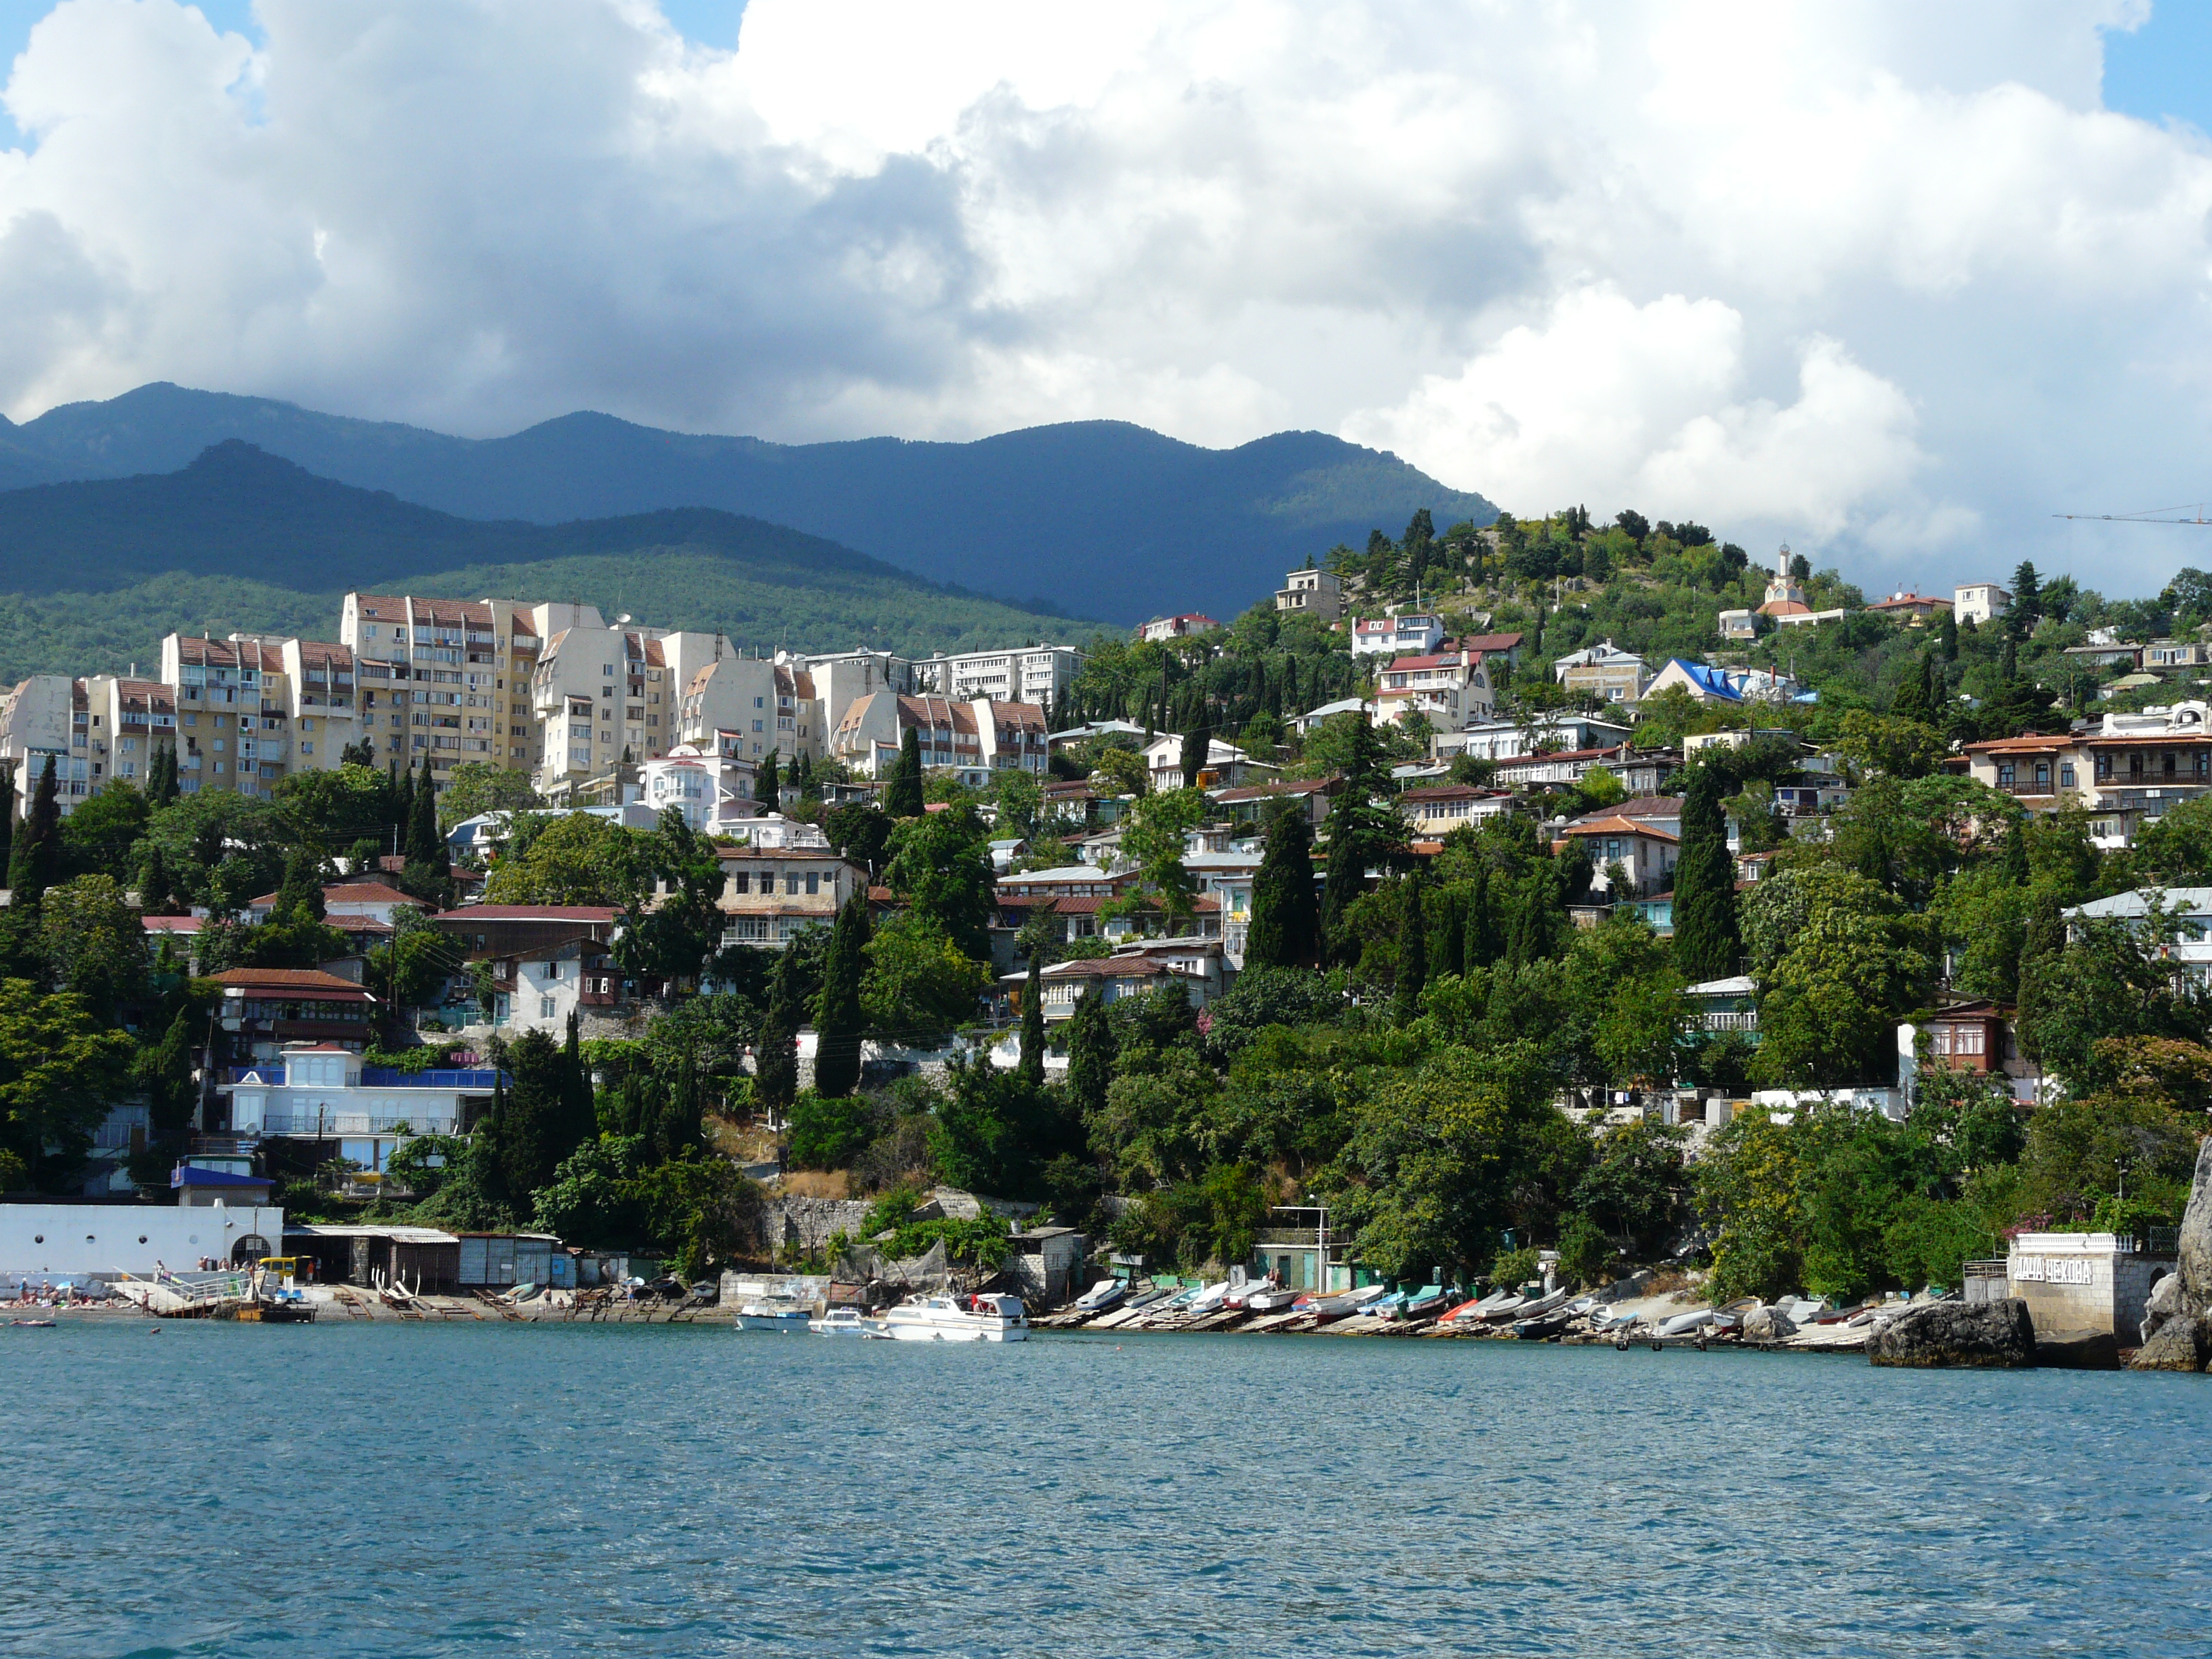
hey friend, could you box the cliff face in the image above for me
[2130,1140,2212,1372]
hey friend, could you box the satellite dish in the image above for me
[617,614,633,626]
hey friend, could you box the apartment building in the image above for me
[1275,567,1344,623]
[677,657,825,766]
[830,693,1049,783]
[1351,613,1445,657]
[1954,582,2011,627]
[914,644,1084,708]
[0,674,92,813]
[342,594,568,789]
[1962,703,2212,848]
[94,678,178,787]
[527,621,741,795]
[1375,645,1496,726]
[780,648,916,730]
[1139,614,1219,644]
[712,844,868,949]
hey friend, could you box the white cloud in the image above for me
[1,0,2211,593]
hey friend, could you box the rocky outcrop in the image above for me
[1741,1305,1798,1342]
[2129,1139,2212,1372]
[1868,1298,2036,1368]
[2032,1329,2122,1370]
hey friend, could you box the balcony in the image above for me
[1994,781,2057,797]
[255,1112,462,1136]
[224,1066,506,1088]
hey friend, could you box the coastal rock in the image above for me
[2128,1313,2211,1372]
[2142,1272,2185,1344]
[1868,1298,2036,1368]
[2177,1138,2212,1304]
[1741,1305,1797,1341]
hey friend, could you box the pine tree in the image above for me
[754,947,802,1117]
[2010,560,2042,636]
[8,754,60,904]
[812,889,869,1098]
[0,762,15,872]
[1392,872,1429,1025]
[1246,802,1319,969]
[1066,985,1115,1120]
[759,748,782,812]
[1671,766,1740,981]
[884,726,924,817]
[1018,954,1046,1089]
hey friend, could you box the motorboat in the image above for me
[1181,1281,1234,1315]
[809,1308,871,1337]
[878,1292,1029,1343]
[735,1300,811,1332]
[1073,1279,1126,1315]
[1656,1309,1718,1338]
[1364,1290,1409,1320]
[1244,1284,1302,1314]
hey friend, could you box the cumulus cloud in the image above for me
[1,0,2211,591]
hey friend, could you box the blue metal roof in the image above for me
[171,1164,273,1189]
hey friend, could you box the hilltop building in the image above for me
[1275,567,1344,623]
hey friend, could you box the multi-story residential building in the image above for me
[342,595,565,788]
[2142,638,2212,676]
[830,693,1048,783]
[1275,567,1344,623]
[1375,645,1496,726]
[712,845,867,949]
[1963,702,2212,848]
[1351,613,1445,657]
[1954,581,2012,627]
[1397,782,1513,837]
[427,905,624,1032]
[160,637,282,798]
[914,644,1084,709]
[676,656,824,766]
[1139,614,1219,644]
[1552,640,1652,704]
[0,674,94,813]
[91,678,178,787]
[780,648,916,730]
[223,1044,502,1178]
[527,620,739,795]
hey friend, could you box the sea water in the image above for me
[8,1319,2211,1658]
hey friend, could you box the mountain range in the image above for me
[0,382,1499,624]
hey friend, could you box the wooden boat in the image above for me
[1483,1287,1566,1324]
[1397,1286,1452,1320]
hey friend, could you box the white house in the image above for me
[1437,715,1635,764]
[1139,614,1219,644]
[225,1044,502,1177]
[1351,613,1446,657]
[1954,582,2012,627]
[640,746,762,832]
[1141,733,1275,792]
[1374,647,1496,726]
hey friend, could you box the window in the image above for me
[729,872,752,895]
[785,872,802,895]
[539,996,556,1019]
[805,871,820,895]
[2060,763,2076,788]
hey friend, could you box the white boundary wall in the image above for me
[0,1203,286,1286]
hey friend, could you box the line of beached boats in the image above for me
[733,1291,1030,1343]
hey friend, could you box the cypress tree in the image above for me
[1433,883,1466,980]
[2014,890,2064,1064]
[1066,985,1115,1120]
[0,762,14,871]
[796,750,814,792]
[1939,609,1959,661]
[659,1046,702,1160]
[392,759,413,854]
[558,1012,596,1169]
[470,1070,513,1218]
[754,946,802,1118]
[1246,802,1319,969]
[2001,815,2031,886]
[1393,872,1429,1025]
[1318,717,1395,962]
[407,756,441,866]
[1179,720,1211,791]
[812,889,870,1098]
[137,839,176,914]
[884,726,924,817]
[760,748,783,811]
[1462,864,1500,970]
[1018,954,1046,1089]
[1891,652,1933,724]
[8,754,60,903]
[1671,766,1740,981]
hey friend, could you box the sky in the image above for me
[3,1,2212,599]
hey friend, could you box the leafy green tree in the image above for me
[531,1133,651,1245]
[1246,802,1320,969]
[37,875,149,1017]
[490,1025,596,1202]
[929,1053,1036,1195]
[8,755,60,904]
[1832,710,1946,781]
[882,801,994,961]
[483,812,642,906]
[1754,896,1928,1087]
[435,760,541,831]
[0,979,136,1190]
[57,779,148,885]
[883,726,925,817]
[813,890,871,1097]
[787,1090,876,1170]
[1109,786,1204,935]
[1671,766,1738,981]
[861,910,988,1042]
[823,802,895,877]
[621,808,724,984]
[626,1153,766,1279]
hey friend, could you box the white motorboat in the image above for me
[1073,1279,1126,1315]
[808,1308,871,1336]
[1657,1309,1718,1338]
[1181,1280,1234,1315]
[1244,1285,1301,1313]
[735,1300,811,1331]
[879,1292,1029,1343]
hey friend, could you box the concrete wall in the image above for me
[766,1197,875,1256]
[0,1203,286,1286]
[2007,1232,2173,1343]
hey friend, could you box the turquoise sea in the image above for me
[10,1319,2211,1658]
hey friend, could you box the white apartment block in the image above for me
[1954,583,2011,628]
[677,657,825,767]
[830,693,1049,783]
[529,621,739,795]
[0,674,92,814]
[914,644,1084,708]
[1351,613,1446,657]
[781,649,916,731]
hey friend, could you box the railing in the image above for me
[1698,1011,1759,1032]
[1994,781,2055,796]
[254,1113,460,1136]
[225,1067,504,1088]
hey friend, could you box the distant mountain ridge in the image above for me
[0,443,1093,684]
[0,383,1500,621]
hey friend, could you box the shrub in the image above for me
[786,1089,877,1170]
